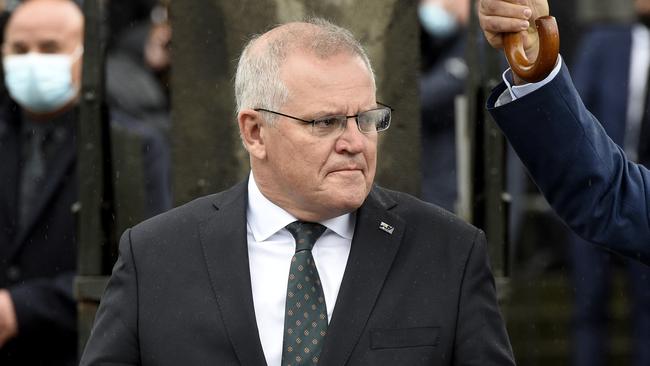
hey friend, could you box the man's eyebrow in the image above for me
[311,109,342,117]
[6,41,28,52]
[38,39,61,52]
[309,105,377,118]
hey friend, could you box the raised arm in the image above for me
[478,0,650,265]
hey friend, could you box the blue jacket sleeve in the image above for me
[487,61,650,265]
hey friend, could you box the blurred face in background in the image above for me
[418,0,470,38]
[2,0,84,117]
[636,0,650,15]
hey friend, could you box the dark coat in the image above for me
[0,102,78,365]
[80,181,514,366]
[0,101,171,365]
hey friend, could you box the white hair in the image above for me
[234,17,376,124]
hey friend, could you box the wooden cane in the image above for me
[503,16,559,83]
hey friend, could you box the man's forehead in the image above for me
[5,1,83,43]
[279,51,375,109]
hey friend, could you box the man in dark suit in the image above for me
[80,18,514,366]
[0,1,171,365]
[477,0,650,266]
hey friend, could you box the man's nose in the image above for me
[335,117,365,154]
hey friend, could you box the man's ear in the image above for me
[238,109,267,160]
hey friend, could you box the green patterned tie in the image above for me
[282,221,328,366]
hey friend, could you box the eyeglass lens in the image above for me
[311,108,391,136]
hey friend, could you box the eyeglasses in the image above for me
[254,102,393,137]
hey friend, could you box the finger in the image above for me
[479,14,529,35]
[480,0,532,20]
[482,30,505,49]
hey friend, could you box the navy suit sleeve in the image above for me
[487,61,650,265]
[79,229,140,365]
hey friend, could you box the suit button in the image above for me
[7,266,21,281]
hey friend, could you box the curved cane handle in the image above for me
[503,16,559,83]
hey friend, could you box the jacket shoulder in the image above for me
[126,181,246,242]
[372,185,481,237]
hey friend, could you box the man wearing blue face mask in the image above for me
[418,0,463,40]
[0,0,171,365]
[2,2,84,118]
[3,45,83,114]
[418,0,469,211]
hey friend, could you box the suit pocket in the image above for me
[370,327,440,350]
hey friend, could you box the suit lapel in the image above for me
[319,187,405,366]
[198,181,267,366]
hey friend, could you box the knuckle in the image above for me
[485,0,497,13]
[487,18,502,32]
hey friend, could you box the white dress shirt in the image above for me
[246,172,354,366]
[495,55,563,107]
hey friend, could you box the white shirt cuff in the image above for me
[495,55,563,107]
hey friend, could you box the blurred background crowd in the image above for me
[0,0,647,365]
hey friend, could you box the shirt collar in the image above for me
[246,172,355,242]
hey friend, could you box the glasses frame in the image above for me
[253,102,394,135]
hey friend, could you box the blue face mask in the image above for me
[3,47,83,113]
[418,3,458,38]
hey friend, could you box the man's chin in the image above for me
[316,176,373,216]
[327,189,369,213]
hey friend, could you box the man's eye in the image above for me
[313,117,340,128]
[7,44,28,54]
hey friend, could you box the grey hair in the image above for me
[234,17,376,124]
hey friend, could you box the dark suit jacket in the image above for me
[487,61,650,266]
[0,102,78,365]
[80,181,514,365]
[0,101,171,365]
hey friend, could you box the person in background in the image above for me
[106,0,157,50]
[419,0,469,211]
[0,0,170,364]
[567,2,650,364]
[106,1,171,133]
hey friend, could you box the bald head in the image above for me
[234,18,375,120]
[4,0,84,53]
[250,21,367,62]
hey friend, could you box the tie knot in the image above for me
[285,221,326,253]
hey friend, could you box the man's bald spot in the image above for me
[253,22,320,45]
[6,0,84,43]
[249,21,360,62]
[248,22,322,58]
